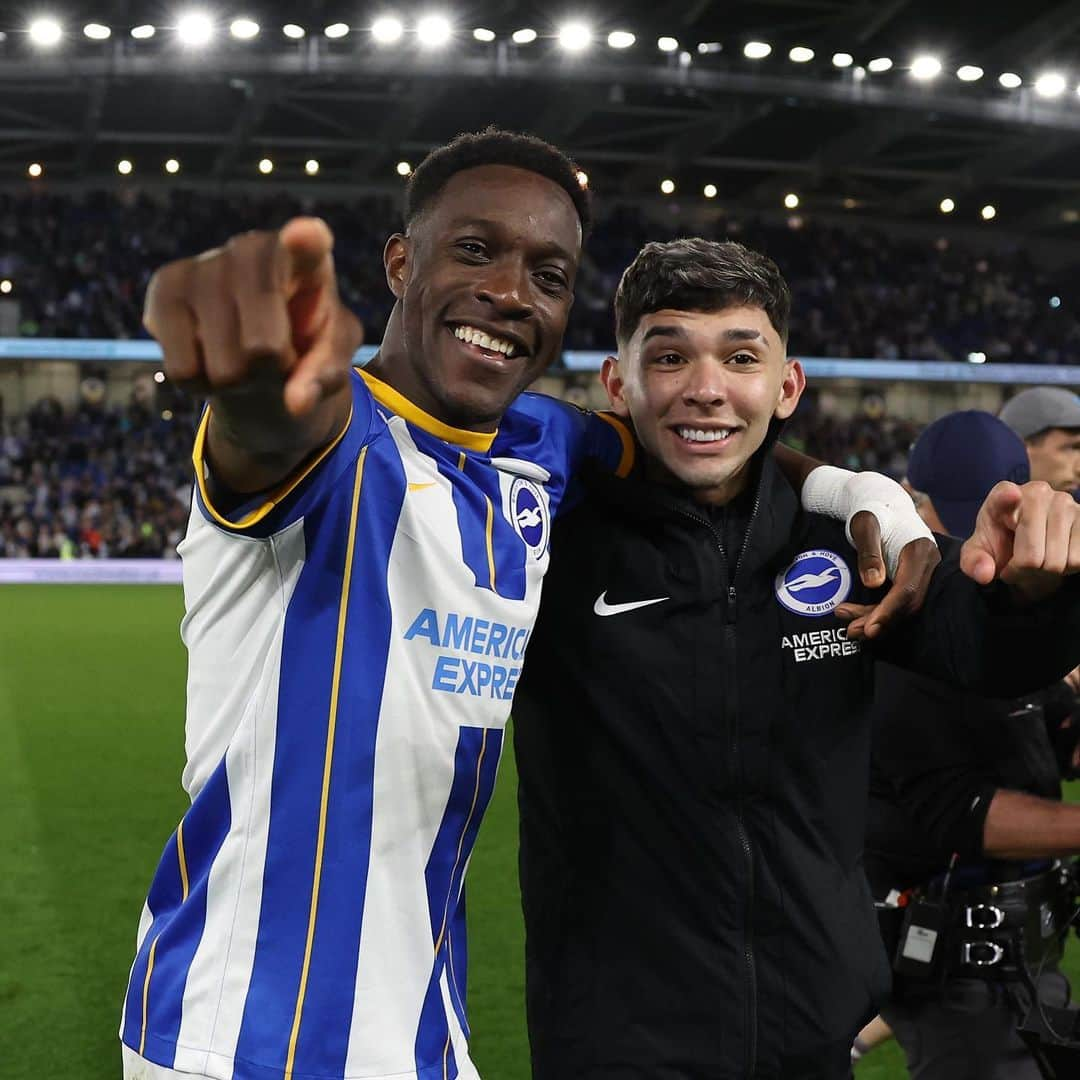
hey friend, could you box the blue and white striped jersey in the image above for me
[120,368,633,1080]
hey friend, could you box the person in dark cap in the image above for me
[1000,386,1080,494]
[865,410,1080,1080]
[905,411,1033,536]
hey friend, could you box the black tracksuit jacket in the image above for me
[514,449,1080,1080]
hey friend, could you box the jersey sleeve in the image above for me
[190,369,377,539]
[556,409,635,516]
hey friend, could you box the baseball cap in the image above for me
[907,410,1030,539]
[999,387,1080,440]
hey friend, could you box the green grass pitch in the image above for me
[2,584,1078,1078]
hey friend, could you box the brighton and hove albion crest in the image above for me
[774,549,852,616]
[510,477,549,557]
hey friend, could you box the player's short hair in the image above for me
[615,238,791,346]
[404,127,592,237]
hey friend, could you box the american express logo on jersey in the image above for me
[404,607,530,700]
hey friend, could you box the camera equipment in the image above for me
[881,862,1080,1080]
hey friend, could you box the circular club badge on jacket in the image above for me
[510,477,549,557]
[774,549,853,616]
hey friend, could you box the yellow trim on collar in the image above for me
[192,401,353,530]
[358,368,497,453]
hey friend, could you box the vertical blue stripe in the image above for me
[121,760,232,1061]
[414,727,504,1074]
[435,450,527,601]
[141,761,233,1064]
[446,890,470,1039]
[233,438,406,1077]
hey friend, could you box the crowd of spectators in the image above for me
[3,189,1080,364]
[0,394,199,559]
[0,186,1068,559]
[0,385,924,560]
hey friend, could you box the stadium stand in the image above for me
[0,394,199,558]
[3,190,1080,363]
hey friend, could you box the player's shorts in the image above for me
[122,1043,210,1080]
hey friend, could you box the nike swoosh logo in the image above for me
[408,482,436,492]
[593,591,669,617]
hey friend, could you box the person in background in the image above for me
[866,410,1080,1080]
[1000,386,1080,494]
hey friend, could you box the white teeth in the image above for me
[676,427,734,443]
[453,324,516,356]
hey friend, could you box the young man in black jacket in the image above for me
[513,238,1080,1080]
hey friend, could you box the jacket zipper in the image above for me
[673,485,764,1078]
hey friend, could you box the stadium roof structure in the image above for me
[4,0,1080,232]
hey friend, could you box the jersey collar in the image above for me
[357,368,497,453]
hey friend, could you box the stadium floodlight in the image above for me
[29,17,63,47]
[967,351,987,364]
[832,52,853,68]
[417,15,452,48]
[939,197,955,213]
[177,12,214,47]
[853,65,866,81]
[396,160,412,176]
[324,23,349,39]
[703,183,718,198]
[0,280,12,294]
[117,159,133,175]
[512,28,537,44]
[789,46,814,63]
[558,22,592,52]
[784,192,800,209]
[371,16,403,44]
[607,30,635,49]
[1035,72,1067,98]
[153,370,166,383]
[131,24,156,39]
[657,36,678,53]
[1051,295,1062,308]
[165,158,180,174]
[868,57,893,73]
[910,55,942,81]
[678,50,691,67]
[473,28,495,42]
[84,23,112,40]
[258,157,273,174]
[28,162,43,178]
[743,41,771,60]
[697,41,721,54]
[956,65,983,82]
[230,18,259,40]
[981,204,996,220]
[305,158,320,175]
[660,179,675,195]
[998,71,1022,89]
[283,23,305,39]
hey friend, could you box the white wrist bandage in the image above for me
[801,465,934,578]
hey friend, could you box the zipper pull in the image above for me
[728,585,737,621]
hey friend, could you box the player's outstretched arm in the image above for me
[144,216,363,494]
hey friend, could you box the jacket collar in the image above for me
[583,420,802,577]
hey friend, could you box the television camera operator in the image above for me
[867,410,1080,1080]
